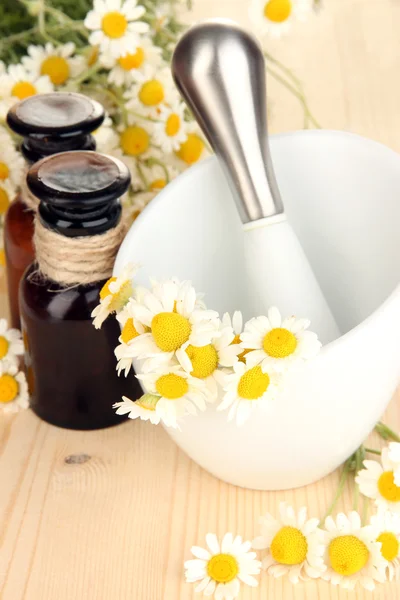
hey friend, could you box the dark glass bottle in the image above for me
[20,151,141,430]
[5,92,105,329]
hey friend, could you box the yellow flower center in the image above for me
[87,46,99,66]
[120,126,150,156]
[237,366,270,400]
[176,134,204,164]
[270,526,308,565]
[0,336,9,359]
[151,312,191,352]
[377,531,399,562]
[121,318,140,344]
[150,178,166,191]
[263,0,292,23]
[11,81,37,100]
[139,80,165,106]
[99,278,132,313]
[118,48,145,70]
[0,162,10,180]
[186,344,218,379]
[263,327,297,358]
[40,56,70,85]
[378,471,400,502]
[232,334,250,363]
[207,554,239,584]
[0,187,10,214]
[165,113,181,137]
[137,393,159,411]
[101,11,128,38]
[100,277,116,300]
[0,249,5,267]
[329,535,369,576]
[155,373,189,399]
[0,374,19,404]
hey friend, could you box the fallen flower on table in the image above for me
[0,318,24,366]
[370,508,400,581]
[252,501,326,584]
[321,511,386,591]
[355,447,400,515]
[0,361,29,414]
[185,532,261,599]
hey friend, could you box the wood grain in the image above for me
[1,0,400,597]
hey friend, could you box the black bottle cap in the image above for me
[27,151,131,237]
[6,93,105,162]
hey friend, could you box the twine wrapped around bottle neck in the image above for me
[34,216,127,286]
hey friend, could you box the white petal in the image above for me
[191,546,211,560]
[237,573,258,586]
[268,306,281,328]
[206,533,220,555]
[221,532,234,553]
[195,576,211,592]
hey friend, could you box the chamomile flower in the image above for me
[0,128,25,189]
[222,310,251,363]
[252,502,326,583]
[151,4,170,33]
[175,132,206,165]
[153,102,188,153]
[355,447,400,514]
[113,393,161,424]
[321,511,386,591]
[241,306,321,373]
[92,116,120,154]
[249,0,313,39]
[370,509,400,581]
[0,180,16,216]
[110,115,154,178]
[84,0,149,58]
[0,319,24,366]
[126,278,219,367]
[125,65,176,118]
[115,296,150,376]
[22,43,85,86]
[137,364,211,428]
[0,362,29,414]
[217,361,279,425]
[91,263,138,329]
[0,64,53,107]
[100,36,162,86]
[177,321,241,400]
[185,532,261,598]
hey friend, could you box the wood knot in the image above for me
[64,454,91,465]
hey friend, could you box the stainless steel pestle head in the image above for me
[172,19,284,225]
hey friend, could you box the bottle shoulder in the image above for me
[20,264,104,321]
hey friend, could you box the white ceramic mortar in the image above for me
[115,130,400,490]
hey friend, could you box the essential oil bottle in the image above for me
[20,151,140,430]
[5,92,105,329]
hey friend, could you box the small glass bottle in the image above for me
[20,151,141,430]
[5,92,105,329]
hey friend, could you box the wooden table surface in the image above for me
[1,0,400,598]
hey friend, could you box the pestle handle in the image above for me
[172,19,283,225]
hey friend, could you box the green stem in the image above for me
[264,51,302,89]
[145,157,170,182]
[0,26,38,49]
[352,447,364,511]
[136,160,149,189]
[364,447,382,456]
[266,65,321,129]
[69,63,101,87]
[375,422,400,442]
[321,456,352,524]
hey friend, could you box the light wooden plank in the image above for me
[1,0,400,597]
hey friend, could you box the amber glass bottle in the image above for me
[20,151,141,430]
[5,92,105,329]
